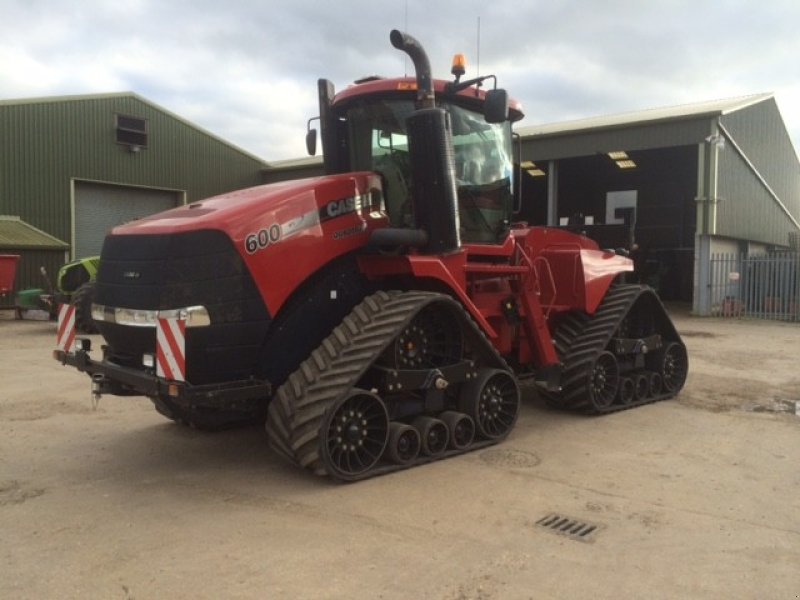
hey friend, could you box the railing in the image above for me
[709,251,800,321]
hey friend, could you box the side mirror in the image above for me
[306,128,317,156]
[484,89,509,123]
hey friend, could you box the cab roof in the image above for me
[332,77,524,122]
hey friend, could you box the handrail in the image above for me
[514,243,558,318]
[532,256,557,319]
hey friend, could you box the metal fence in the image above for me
[709,252,800,321]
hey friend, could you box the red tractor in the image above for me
[54,31,687,481]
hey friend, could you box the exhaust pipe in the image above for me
[390,30,434,109]
[389,30,461,254]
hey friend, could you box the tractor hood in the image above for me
[113,173,385,238]
[108,172,388,315]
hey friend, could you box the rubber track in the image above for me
[552,311,590,357]
[554,284,681,414]
[265,290,510,480]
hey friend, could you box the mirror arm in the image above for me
[445,74,497,96]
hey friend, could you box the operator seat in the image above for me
[375,154,412,227]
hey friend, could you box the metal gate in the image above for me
[709,252,800,321]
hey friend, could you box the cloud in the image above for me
[1,0,799,160]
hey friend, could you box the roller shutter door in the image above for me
[74,182,180,257]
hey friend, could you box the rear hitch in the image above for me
[91,373,106,409]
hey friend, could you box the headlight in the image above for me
[91,304,211,328]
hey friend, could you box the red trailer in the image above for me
[0,254,20,299]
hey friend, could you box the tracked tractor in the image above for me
[53,30,687,481]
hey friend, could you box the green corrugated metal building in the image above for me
[1,92,267,295]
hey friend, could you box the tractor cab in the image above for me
[308,51,523,247]
[342,94,515,243]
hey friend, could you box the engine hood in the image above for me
[106,172,388,316]
[112,173,383,237]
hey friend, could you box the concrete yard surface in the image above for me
[1,311,799,599]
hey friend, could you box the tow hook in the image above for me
[91,374,105,410]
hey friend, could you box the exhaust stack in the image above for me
[389,30,460,255]
[390,30,434,110]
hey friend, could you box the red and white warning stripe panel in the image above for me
[56,304,76,353]
[156,317,186,382]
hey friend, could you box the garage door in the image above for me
[74,182,181,258]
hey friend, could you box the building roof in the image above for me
[263,155,324,171]
[0,216,69,250]
[516,93,774,139]
[0,92,268,165]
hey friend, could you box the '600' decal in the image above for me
[245,224,282,254]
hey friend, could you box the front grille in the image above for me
[95,230,271,384]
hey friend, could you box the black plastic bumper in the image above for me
[53,347,271,409]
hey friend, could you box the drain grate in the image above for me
[535,513,601,542]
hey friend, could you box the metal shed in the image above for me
[516,93,800,313]
[0,92,267,263]
[0,215,69,305]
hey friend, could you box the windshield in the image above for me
[344,98,514,243]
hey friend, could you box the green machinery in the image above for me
[16,256,99,333]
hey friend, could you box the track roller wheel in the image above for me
[634,373,650,401]
[649,372,663,396]
[657,342,689,393]
[440,411,475,450]
[618,377,635,405]
[412,416,449,456]
[383,304,463,369]
[387,422,421,465]
[459,369,520,440]
[588,351,620,410]
[321,389,389,480]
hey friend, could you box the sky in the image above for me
[2,0,799,163]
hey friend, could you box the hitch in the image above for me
[91,373,105,409]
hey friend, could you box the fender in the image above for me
[514,228,634,314]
